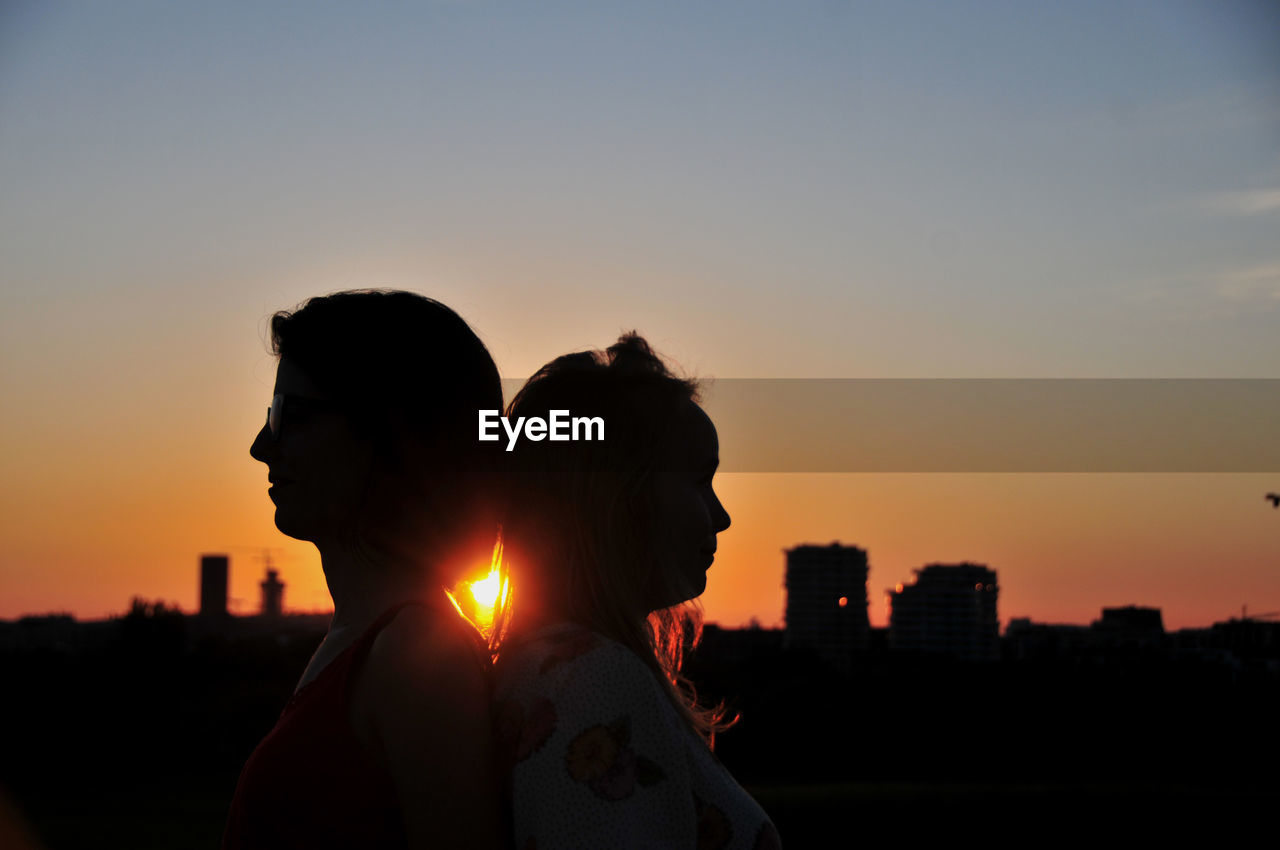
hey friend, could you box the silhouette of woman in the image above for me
[223,290,506,850]
[493,333,780,849]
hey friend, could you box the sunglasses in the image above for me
[265,393,343,440]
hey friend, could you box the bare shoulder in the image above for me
[367,603,489,679]
[356,604,506,849]
[351,604,490,746]
[363,606,491,706]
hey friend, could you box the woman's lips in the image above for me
[267,479,294,500]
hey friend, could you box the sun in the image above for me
[469,567,503,609]
[449,564,508,637]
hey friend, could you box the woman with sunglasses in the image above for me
[224,290,506,850]
[493,333,780,850]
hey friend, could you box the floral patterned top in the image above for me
[493,623,781,850]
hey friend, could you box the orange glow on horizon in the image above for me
[3,472,1277,632]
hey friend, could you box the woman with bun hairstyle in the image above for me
[493,332,780,850]
[224,290,506,850]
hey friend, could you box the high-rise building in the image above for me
[199,554,229,617]
[1090,605,1164,650]
[1094,605,1163,634]
[784,542,870,671]
[888,562,998,661]
[260,569,285,618]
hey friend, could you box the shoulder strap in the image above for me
[347,600,425,666]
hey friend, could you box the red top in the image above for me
[222,603,419,849]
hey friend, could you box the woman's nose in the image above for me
[249,421,274,464]
[712,494,731,533]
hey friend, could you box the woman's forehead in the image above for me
[273,356,327,397]
[672,400,719,463]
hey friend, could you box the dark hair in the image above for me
[269,289,504,583]
[498,332,732,743]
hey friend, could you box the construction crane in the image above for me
[1238,606,1280,621]
[217,546,291,614]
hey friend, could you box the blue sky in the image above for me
[3,1,1276,378]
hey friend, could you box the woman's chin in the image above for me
[271,508,323,544]
[648,575,707,612]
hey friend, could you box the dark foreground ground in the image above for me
[4,614,1277,847]
[9,779,1276,848]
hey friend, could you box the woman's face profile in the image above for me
[645,399,732,610]
[248,356,375,543]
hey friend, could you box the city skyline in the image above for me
[12,525,1276,635]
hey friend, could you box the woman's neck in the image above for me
[317,536,442,632]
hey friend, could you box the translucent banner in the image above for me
[504,378,1280,472]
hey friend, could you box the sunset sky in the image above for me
[2,1,1278,630]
